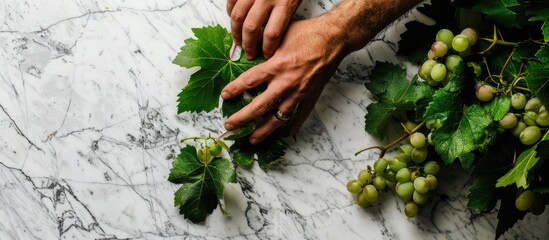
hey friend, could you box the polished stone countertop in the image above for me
[1,0,548,239]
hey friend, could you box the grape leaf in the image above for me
[483,95,511,121]
[512,40,542,62]
[432,104,495,168]
[496,131,549,188]
[168,145,237,223]
[173,25,263,113]
[467,134,516,211]
[495,186,528,240]
[525,61,549,107]
[536,45,549,63]
[365,62,434,139]
[473,0,521,28]
[230,136,287,170]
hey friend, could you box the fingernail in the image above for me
[250,138,258,145]
[230,43,242,61]
[246,53,253,60]
[225,123,234,131]
[221,91,230,99]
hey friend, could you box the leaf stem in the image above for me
[355,121,426,157]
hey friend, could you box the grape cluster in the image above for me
[347,133,441,218]
[418,28,481,87]
[515,189,546,215]
[499,94,548,145]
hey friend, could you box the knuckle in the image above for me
[243,23,259,34]
[263,30,281,41]
[231,11,245,22]
[253,102,271,115]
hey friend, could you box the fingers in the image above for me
[230,0,254,47]
[287,85,323,136]
[224,81,287,131]
[248,94,301,144]
[221,64,270,100]
[241,3,271,60]
[262,7,292,59]
[226,0,237,16]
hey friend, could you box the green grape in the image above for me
[529,193,546,215]
[475,83,495,102]
[362,185,379,203]
[410,171,420,181]
[385,170,397,183]
[358,170,373,184]
[374,158,388,173]
[404,120,419,132]
[346,179,363,194]
[430,63,447,82]
[445,54,463,72]
[452,34,470,52]
[467,62,482,77]
[523,111,538,126]
[419,59,437,81]
[411,147,428,163]
[208,142,223,156]
[399,143,414,157]
[373,176,387,190]
[511,93,527,110]
[431,41,448,57]
[409,132,427,148]
[356,192,370,207]
[511,121,527,137]
[396,168,412,183]
[520,126,542,145]
[499,112,518,129]
[426,119,442,130]
[460,27,479,46]
[427,50,436,60]
[405,202,419,218]
[414,177,430,194]
[425,175,438,190]
[197,147,211,164]
[413,190,429,205]
[395,152,412,163]
[536,111,549,126]
[436,29,454,48]
[540,106,546,113]
[396,182,414,200]
[423,161,440,175]
[525,98,542,113]
[426,78,441,87]
[427,132,434,145]
[389,158,407,172]
[515,190,535,211]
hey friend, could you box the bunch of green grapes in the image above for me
[196,140,223,164]
[418,27,482,87]
[347,132,441,218]
[499,95,548,145]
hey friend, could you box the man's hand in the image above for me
[221,16,348,144]
[227,0,302,60]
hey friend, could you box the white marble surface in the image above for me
[1,0,548,239]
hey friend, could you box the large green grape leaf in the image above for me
[365,62,433,139]
[495,187,527,240]
[168,145,237,223]
[496,131,549,188]
[483,95,511,121]
[536,45,549,63]
[473,0,521,28]
[525,61,549,107]
[423,62,497,168]
[432,104,495,168]
[173,25,264,113]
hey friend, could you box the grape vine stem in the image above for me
[355,121,426,157]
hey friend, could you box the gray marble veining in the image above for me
[1,0,548,239]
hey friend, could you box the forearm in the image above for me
[321,0,424,54]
